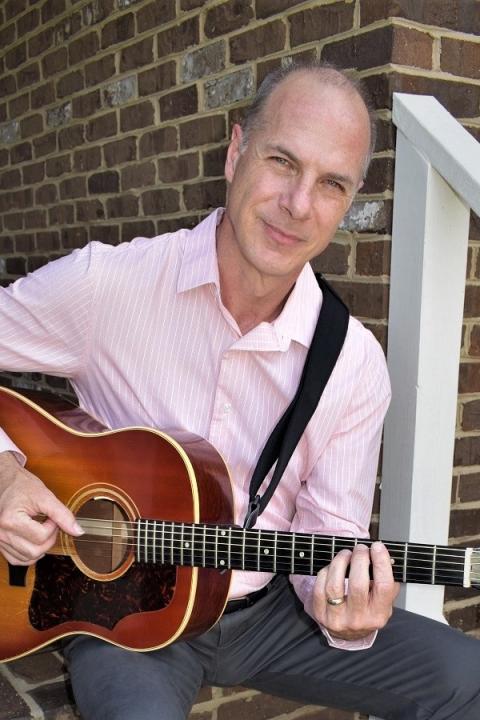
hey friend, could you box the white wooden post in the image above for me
[380,94,480,621]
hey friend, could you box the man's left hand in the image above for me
[312,541,400,641]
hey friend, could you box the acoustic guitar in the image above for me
[0,386,477,663]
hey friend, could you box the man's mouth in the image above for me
[263,220,302,246]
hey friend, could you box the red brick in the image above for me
[89,225,119,245]
[20,114,43,139]
[137,0,176,33]
[120,36,154,72]
[290,2,354,46]
[11,142,32,164]
[36,231,60,252]
[184,179,226,211]
[441,38,480,80]
[122,220,156,242]
[45,156,71,178]
[101,13,134,49]
[60,177,87,200]
[0,169,21,190]
[203,146,227,177]
[121,161,156,191]
[256,0,304,17]
[179,115,226,149]
[311,242,350,276]
[160,86,198,121]
[457,473,480,503]
[459,362,480,394]
[4,214,23,231]
[41,0,65,22]
[104,137,137,167]
[230,21,286,63]
[14,232,35,251]
[58,124,85,151]
[24,132,49,161]
[22,161,45,184]
[17,8,39,35]
[88,171,119,194]
[17,62,40,90]
[87,112,117,141]
[73,146,102,173]
[449,507,480,538]
[76,199,105,223]
[69,31,100,66]
[28,27,54,58]
[9,93,29,118]
[355,240,391,276]
[138,61,176,96]
[106,195,139,218]
[6,41,27,70]
[157,17,199,55]
[142,188,180,215]
[32,82,55,109]
[332,280,389,320]
[49,204,74,225]
[35,184,58,205]
[6,257,27,276]
[360,0,480,34]
[0,22,16,48]
[0,75,16,97]
[120,101,155,132]
[57,70,85,99]
[158,153,199,183]
[455,435,480,467]
[61,227,89,248]
[25,208,47,228]
[72,90,102,118]
[204,0,254,38]
[139,127,177,159]
[85,55,116,87]
[42,47,68,78]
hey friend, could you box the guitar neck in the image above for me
[135,520,475,589]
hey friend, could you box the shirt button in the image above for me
[223,403,232,413]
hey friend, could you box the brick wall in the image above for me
[0,1,480,719]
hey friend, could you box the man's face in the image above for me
[220,72,371,285]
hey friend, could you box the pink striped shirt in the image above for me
[0,209,391,649]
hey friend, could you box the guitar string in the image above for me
[69,519,475,562]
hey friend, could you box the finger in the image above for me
[323,548,352,602]
[345,544,371,610]
[370,541,396,612]
[28,492,84,539]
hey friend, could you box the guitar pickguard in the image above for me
[29,555,176,631]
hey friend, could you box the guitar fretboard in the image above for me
[135,520,473,588]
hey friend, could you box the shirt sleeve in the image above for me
[289,328,391,651]
[0,245,97,455]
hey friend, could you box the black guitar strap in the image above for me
[244,274,350,530]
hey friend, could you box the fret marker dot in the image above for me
[391,558,395,565]
[299,551,305,558]
[264,549,269,555]
[185,542,190,548]
[220,560,225,566]
[221,530,226,536]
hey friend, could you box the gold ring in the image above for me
[326,595,346,606]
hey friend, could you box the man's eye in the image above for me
[324,179,345,193]
[270,156,290,167]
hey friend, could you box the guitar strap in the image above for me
[244,273,350,530]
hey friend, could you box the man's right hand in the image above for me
[0,451,83,565]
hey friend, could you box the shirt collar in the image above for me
[177,208,322,350]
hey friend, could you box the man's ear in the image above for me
[225,124,244,183]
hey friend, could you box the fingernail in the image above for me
[371,541,384,553]
[73,521,85,535]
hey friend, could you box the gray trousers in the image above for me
[64,575,480,720]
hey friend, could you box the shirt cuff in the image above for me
[0,429,26,466]
[321,626,378,651]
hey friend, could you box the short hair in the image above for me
[240,60,377,177]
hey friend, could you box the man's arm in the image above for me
[290,326,394,649]
[0,451,83,565]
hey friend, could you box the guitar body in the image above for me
[0,387,233,662]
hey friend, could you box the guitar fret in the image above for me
[331,536,335,560]
[152,521,157,564]
[136,519,141,562]
[257,529,261,572]
[228,527,232,569]
[180,523,184,566]
[432,545,437,584]
[170,522,175,564]
[273,531,278,573]
[161,521,165,565]
[202,524,206,568]
[242,529,246,570]
[291,532,295,573]
[403,543,408,583]
[191,524,195,566]
[215,526,218,569]
[310,535,314,575]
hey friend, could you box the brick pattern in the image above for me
[1,0,480,718]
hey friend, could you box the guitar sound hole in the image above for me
[73,498,132,574]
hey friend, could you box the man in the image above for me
[0,61,479,719]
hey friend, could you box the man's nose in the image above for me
[279,178,313,220]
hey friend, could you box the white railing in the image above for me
[380,93,480,622]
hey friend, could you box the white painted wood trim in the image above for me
[380,125,470,622]
[392,93,480,216]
